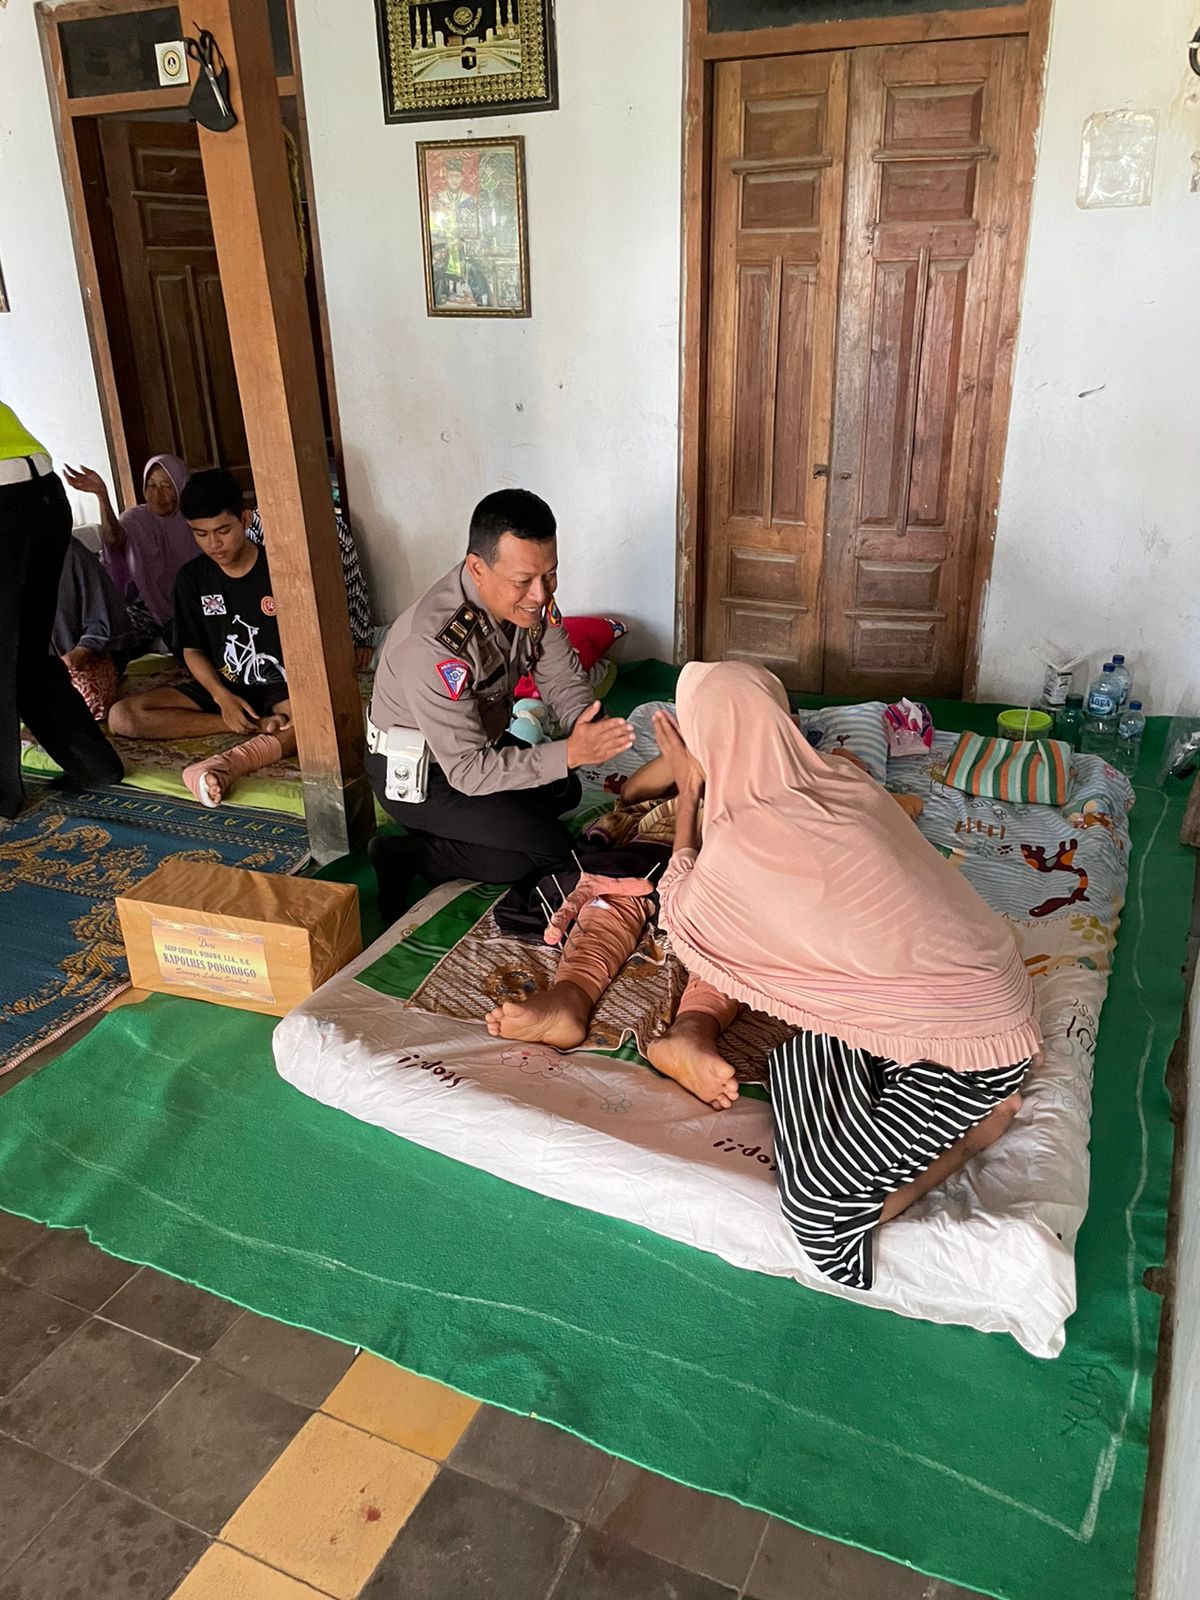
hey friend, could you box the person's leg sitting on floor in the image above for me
[181,698,295,808]
[486,872,654,1049]
[645,975,741,1110]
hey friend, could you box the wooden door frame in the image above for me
[677,0,1053,698]
[36,0,345,517]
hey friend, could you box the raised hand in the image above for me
[62,465,110,501]
[652,710,704,797]
[565,701,634,769]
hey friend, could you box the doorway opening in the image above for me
[39,0,343,515]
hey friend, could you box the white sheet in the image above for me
[275,731,1134,1360]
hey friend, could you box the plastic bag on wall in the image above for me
[1078,110,1159,209]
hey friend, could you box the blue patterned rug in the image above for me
[0,785,310,1072]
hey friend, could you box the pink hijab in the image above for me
[102,454,197,627]
[659,662,1041,1072]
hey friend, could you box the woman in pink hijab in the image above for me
[63,455,197,631]
[655,661,1041,1291]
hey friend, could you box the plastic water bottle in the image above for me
[1114,701,1145,777]
[1082,664,1120,756]
[1110,655,1132,710]
[1055,694,1085,751]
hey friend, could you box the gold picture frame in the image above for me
[377,1,558,125]
[417,136,531,318]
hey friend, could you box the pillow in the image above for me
[943,733,1073,806]
[515,615,627,701]
[795,701,889,783]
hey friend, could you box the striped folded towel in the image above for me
[943,733,1073,805]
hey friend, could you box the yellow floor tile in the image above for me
[221,1412,436,1600]
[171,1543,331,1598]
[321,1353,479,1460]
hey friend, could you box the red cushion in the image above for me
[515,615,625,700]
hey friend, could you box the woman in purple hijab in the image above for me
[63,455,197,630]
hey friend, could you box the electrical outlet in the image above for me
[155,40,189,88]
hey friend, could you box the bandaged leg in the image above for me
[646,973,740,1112]
[182,732,283,809]
[486,892,649,1049]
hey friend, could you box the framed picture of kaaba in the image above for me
[417,137,530,317]
[377,1,558,124]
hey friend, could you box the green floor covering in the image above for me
[0,663,1190,1600]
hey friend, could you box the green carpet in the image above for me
[0,670,1189,1600]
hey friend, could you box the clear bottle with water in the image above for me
[1114,701,1145,777]
[1055,694,1085,751]
[1110,655,1132,710]
[1082,663,1120,756]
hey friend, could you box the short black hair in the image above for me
[468,488,556,564]
[179,468,246,522]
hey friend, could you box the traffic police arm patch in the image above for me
[435,604,481,654]
[436,659,472,701]
[546,598,563,627]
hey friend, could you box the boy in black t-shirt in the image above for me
[108,470,297,806]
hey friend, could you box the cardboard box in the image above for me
[115,859,361,1017]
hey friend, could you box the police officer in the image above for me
[366,488,634,912]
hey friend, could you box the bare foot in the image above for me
[485,982,592,1049]
[646,1017,738,1110]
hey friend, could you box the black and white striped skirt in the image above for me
[768,1031,1030,1292]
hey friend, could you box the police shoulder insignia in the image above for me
[435,604,481,654]
[436,659,472,701]
[546,598,563,628]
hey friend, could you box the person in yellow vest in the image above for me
[0,402,124,818]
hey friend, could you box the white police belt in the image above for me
[366,714,429,803]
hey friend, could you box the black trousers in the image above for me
[0,470,124,818]
[366,747,581,884]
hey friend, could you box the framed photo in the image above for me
[376,1,558,125]
[0,258,8,314]
[417,137,530,318]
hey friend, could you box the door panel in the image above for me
[702,53,849,691]
[821,37,1026,697]
[100,120,252,486]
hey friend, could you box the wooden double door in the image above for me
[701,36,1028,697]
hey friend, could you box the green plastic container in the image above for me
[997,708,1054,741]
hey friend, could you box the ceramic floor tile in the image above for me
[0,1435,85,1577]
[746,1520,941,1600]
[0,1317,193,1470]
[101,1268,243,1355]
[361,1467,577,1599]
[551,1528,735,1600]
[591,1461,766,1590]
[170,1543,331,1599]
[0,1476,206,1600]
[0,1211,44,1271]
[221,1411,437,1600]
[210,1312,356,1408]
[321,1353,478,1460]
[104,1361,311,1532]
[4,1228,137,1311]
[0,1277,87,1397]
[450,1407,613,1521]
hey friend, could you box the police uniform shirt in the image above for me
[370,564,595,796]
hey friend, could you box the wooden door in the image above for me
[99,119,252,486]
[821,37,1026,697]
[702,53,849,691]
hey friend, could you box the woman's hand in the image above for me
[62,646,97,671]
[62,465,111,502]
[653,711,704,797]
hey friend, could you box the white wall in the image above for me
[1154,971,1200,1600]
[0,0,112,521]
[976,0,1200,714]
[292,0,684,655]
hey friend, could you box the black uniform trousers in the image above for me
[365,745,580,885]
[1,469,124,818]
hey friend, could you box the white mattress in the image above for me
[275,733,1133,1360]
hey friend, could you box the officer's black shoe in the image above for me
[368,833,424,927]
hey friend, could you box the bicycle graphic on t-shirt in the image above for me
[222,615,286,687]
